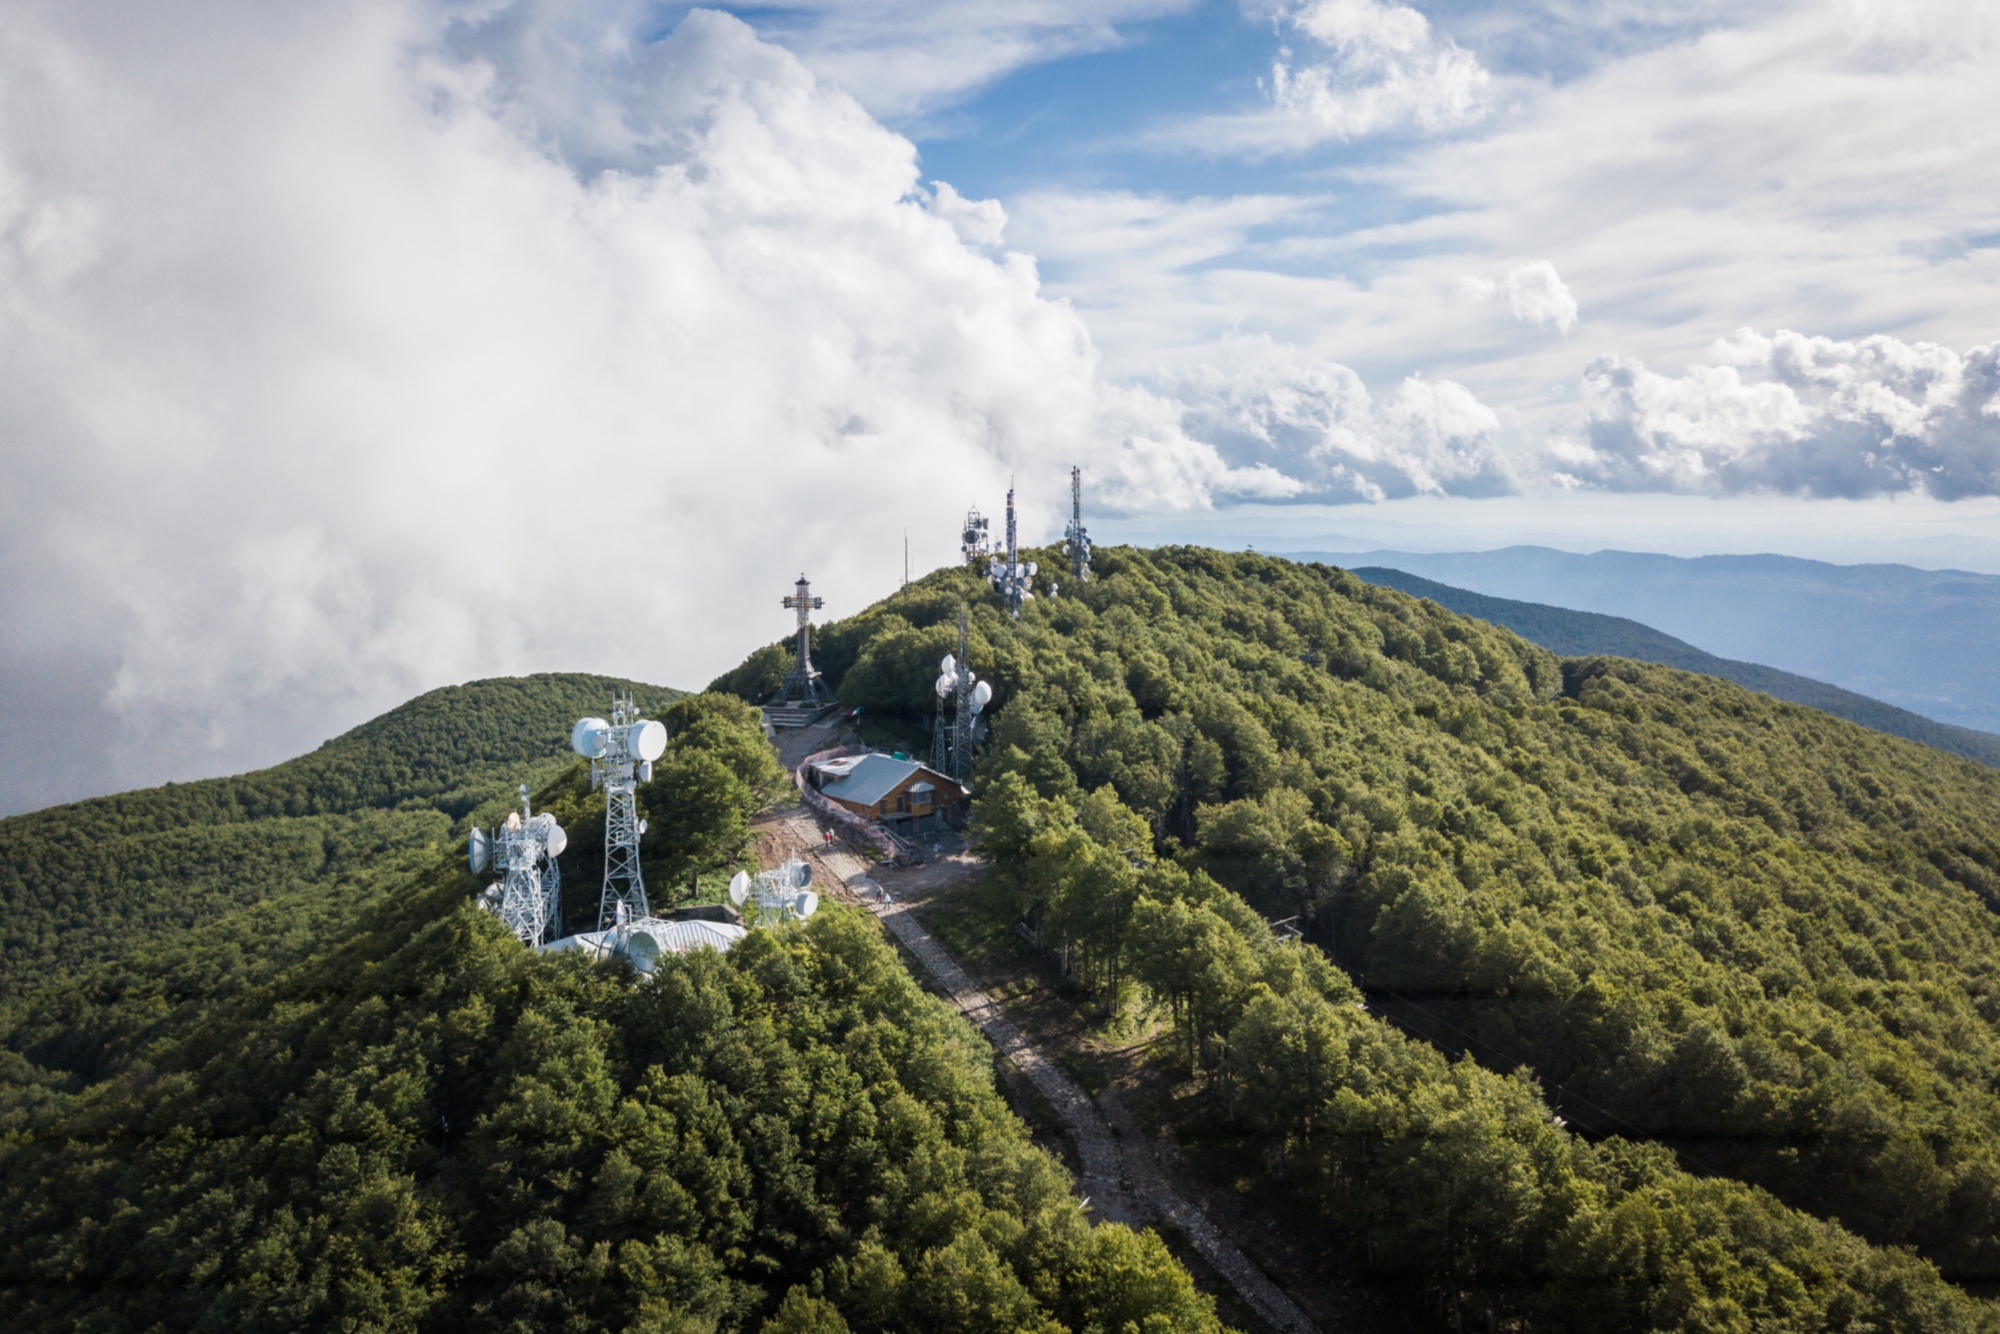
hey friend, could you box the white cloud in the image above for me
[1165,341,1514,502]
[0,0,1273,811]
[1173,0,1491,153]
[1461,260,1579,332]
[1553,329,2000,498]
[925,180,1007,247]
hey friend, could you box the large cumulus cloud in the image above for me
[1165,342,1515,501]
[1552,329,2000,498]
[0,1,1285,811]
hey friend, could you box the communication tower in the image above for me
[931,605,993,785]
[986,485,1036,617]
[780,573,832,703]
[471,785,567,948]
[729,859,821,925]
[961,507,992,564]
[1064,465,1092,583]
[572,692,668,930]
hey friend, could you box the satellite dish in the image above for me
[970,680,994,715]
[623,931,661,972]
[795,891,819,919]
[571,717,610,758]
[638,761,653,784]
[729,871,751,907]
[935,674,953,698]
[637,819,648,835]
[469,827,490,874]
[628,719,667,762]
[940,653,956,677]
[795,861,813,888]
[542,820,568,858]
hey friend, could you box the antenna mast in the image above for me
[781,573,832,703]
[985,484,1036,617]
[473,784,566,948]
[931,604,992,785]
[1065,465,1092,583]
[570,693,667,929]
[961,506,991,564]
[600,692,649,928]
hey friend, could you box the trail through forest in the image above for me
[771,808,1329,1334]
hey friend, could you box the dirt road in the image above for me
[770,810,1324,1334]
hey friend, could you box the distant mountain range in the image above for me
[1289,546,2000,735]
[1344,566,2000,768]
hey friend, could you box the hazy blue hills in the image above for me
[1290,546,2000,734]
[1350,566,2000,768]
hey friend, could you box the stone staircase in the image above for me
[763,701,841,730]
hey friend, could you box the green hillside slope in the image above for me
[0,691,1221,1333]
[0,673,683,992]
[1354,566,2000,767]
[714,545,2000,1306]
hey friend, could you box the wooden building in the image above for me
[808,752,966,840]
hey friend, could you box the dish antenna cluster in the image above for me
[472,785,567,948]
[1064,466,1092,584]
[780,573,832,704]
[728,859,819,924]
[961,507,992,564]
[572,692,668,930]
[932,605,992,785]
[986,485,1035,618]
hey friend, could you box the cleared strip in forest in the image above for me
[781,814,1322,1334]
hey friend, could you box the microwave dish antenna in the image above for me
[749,858,818,923]
[576,690,661,929]
[931,604,981,786]
[728,870,751,908]
[961,507,992,564]
[474,784,565,948]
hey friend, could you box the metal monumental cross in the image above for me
[781,574,831,703]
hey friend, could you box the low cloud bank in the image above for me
[1555,329,2000,499]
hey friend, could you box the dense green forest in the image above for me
[1354,566,2000,767]
[715,545,2000,1325]
[0,673,683,991]
[0,685,1222,1331]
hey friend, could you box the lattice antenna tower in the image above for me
[470,784,567,948]
[571,692,667,931]
[729,858,820,926]
[780,573,832,703]
[931,605,993,785]
[985,484,1036,617]
[1064,465,1092,583]
[961,507,991,564]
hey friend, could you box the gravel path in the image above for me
[779,813,1322,1334]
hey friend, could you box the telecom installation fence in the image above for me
[795,745,905,864]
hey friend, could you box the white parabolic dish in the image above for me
[628,719,668,762]
[728,871,751,907]
[571,717,610,758]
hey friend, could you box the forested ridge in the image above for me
[0,673,683,990]
[714,544,2000,1328]
[1353,565,2000,767]
[0,686,1223,1331]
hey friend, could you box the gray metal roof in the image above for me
[819,752,946,809]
